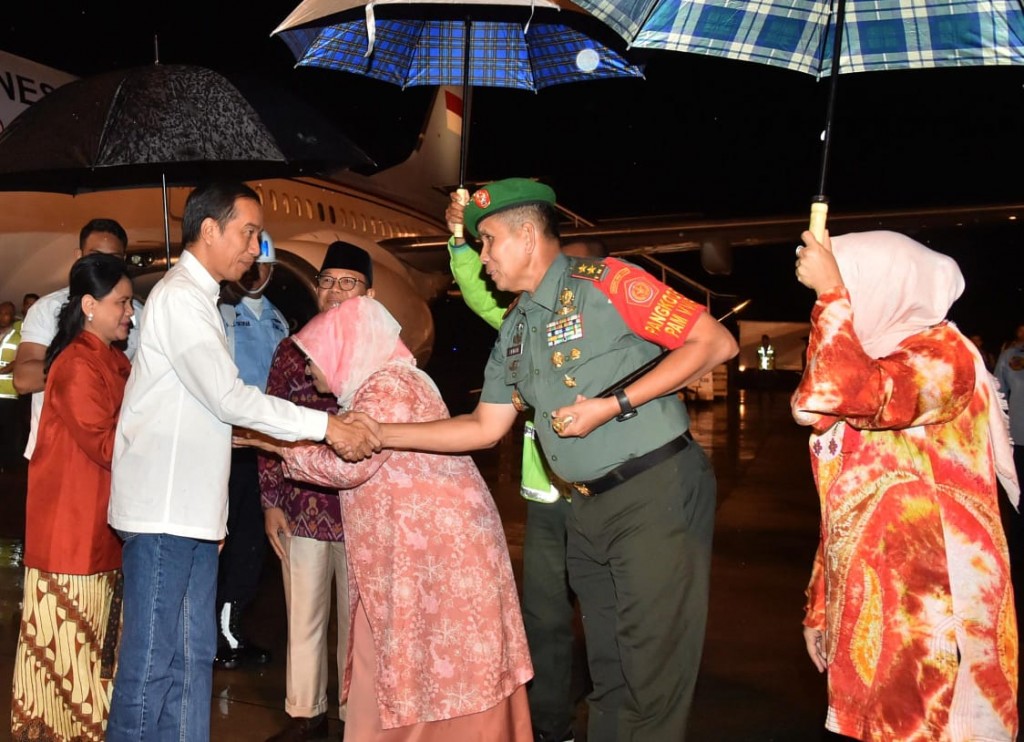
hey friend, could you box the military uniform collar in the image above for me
[524,253,570,313]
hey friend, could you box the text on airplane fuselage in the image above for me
[0,71,57,107]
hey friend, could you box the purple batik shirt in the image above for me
[259,337,344,541]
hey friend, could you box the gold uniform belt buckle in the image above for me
[572,482,592,497]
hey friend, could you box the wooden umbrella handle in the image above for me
[809,200,828,242]
[453,187,470,241]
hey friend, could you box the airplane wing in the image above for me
[382,200,1024,275]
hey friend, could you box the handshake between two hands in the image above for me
[232,411,383,462]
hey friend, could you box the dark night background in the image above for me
[1,2,1022,344]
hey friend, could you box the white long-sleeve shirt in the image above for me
[110,250,327,540]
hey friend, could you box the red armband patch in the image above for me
[595,258,706,349]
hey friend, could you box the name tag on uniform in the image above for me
[546,314,582,347]
[507,321,525,357]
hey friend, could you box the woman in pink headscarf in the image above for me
[241,296,532,742]
[792,229,1019,741]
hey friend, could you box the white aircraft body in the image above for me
[3,49,1023,368]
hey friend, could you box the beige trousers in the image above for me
[282,535,350,720]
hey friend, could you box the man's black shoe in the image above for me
[215,600,271,669]
[264,713,328,742]
[213,640,271,670]
[534,728,575,742]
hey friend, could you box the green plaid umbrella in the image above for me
[573,0,1024,235]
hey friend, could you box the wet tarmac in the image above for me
[0,388,848,741]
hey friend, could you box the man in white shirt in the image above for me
[13,218,142,459]
[106,182,379,742]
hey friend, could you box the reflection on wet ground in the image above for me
[0,389,846,741]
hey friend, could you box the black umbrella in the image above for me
[0,63,373,262]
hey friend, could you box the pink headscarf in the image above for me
[294,296,415,408]
[830,231,1019,504]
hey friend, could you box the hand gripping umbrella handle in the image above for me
[453,187,470,241]
[809,199,828,242]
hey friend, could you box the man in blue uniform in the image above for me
[216,231,290,669]
[380,179,739,742]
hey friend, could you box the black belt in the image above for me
[572,430,692,497]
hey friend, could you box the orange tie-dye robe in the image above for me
[792,287,1018,742]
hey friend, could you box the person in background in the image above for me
[261,241,374,742]
[448,232,607,742]
[0,300,20,469]
[794,230,1018,742]
[969,332,997,372]
[106,182,381,742]
[995,320,1024,622]
[377,178,738,742]
[1001,322,1024,354]
[13,219,141,461]
[757,333,776,370]
[215,231,289,670]
[20,292,39,321]
[11,253,134,741]
[240,297,533,742]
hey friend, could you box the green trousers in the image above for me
[568,442,716,742]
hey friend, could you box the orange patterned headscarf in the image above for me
[294,296,414,408]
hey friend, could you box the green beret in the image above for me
[463,178,557,237]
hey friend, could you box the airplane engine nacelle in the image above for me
[701,238,733,275]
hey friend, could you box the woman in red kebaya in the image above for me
[12,253,135,742]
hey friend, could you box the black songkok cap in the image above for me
[320,241,373,287]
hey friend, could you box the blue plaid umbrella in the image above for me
[273,0,644,191]
[576,0,1024,77]
[573,0,1024,235]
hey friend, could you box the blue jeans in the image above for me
[107,532,218,742]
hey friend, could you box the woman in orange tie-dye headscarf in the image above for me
[238,296,533,742]
[793,229,1019,742]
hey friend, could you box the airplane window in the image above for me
[349,212,357,230]
[270,190,278,211]
[294,197,301,216]
[318,203,325,222]
[282,194,290,215]
[329,206,336,224]
[360,214,366,232]
[305,199,313,219]
[255,186,264,204]
[371,219,377,236]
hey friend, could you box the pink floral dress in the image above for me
[282,361,533,730]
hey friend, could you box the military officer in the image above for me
[379,178,739,742]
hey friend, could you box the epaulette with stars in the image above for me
[569,260,608,282]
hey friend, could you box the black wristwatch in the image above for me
[614,389,637,421]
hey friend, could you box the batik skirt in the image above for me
[11,567,122,742]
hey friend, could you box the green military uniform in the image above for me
[478,251,717,742]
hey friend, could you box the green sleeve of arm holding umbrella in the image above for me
[448,238,504,331]
[447,238,558,501]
